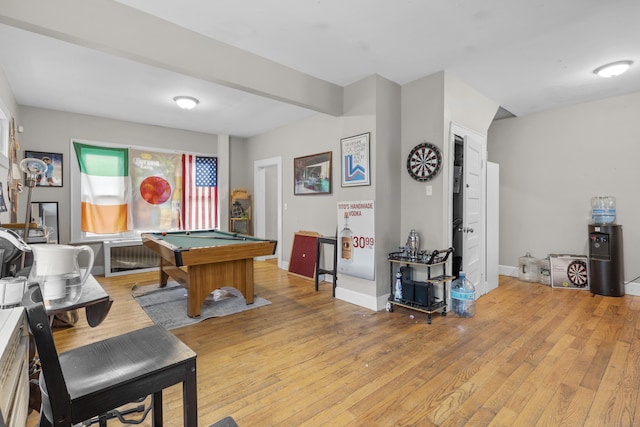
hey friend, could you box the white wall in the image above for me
[244,112,348,261]
[401,72,498,250]
[401,73,447,249]
[0,68,17,115]
[243,75,401,309]
[372,76,402,300]
[242,71,499,309]
[488,91,640,290]
[229,136,250,190]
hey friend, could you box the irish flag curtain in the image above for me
[74,142,218,234]
[73,142,131,234]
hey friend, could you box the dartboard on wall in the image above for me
[406,142,442,182]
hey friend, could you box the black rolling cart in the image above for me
[386,248,454,324]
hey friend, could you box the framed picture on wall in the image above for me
[340,132,370,187]
[24,151,63,187]
[294,151,332,195]
[30,201,59,243]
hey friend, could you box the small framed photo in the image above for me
[30,202,59,243]
[294,151,332,195]
[25,151,63,187]
[341,132,370,187]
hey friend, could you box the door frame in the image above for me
[254,156,283,267]
[447,122,487,295]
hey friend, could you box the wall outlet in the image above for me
[426,185,432,196]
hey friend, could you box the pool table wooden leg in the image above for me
[159,258,170,287]
[186,259,255,318]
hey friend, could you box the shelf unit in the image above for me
[0,307,29,427]
[229,188,252,235]
[386,247,454,324]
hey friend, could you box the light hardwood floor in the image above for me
[28,260,640,426]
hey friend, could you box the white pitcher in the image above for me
[29,244,95,306]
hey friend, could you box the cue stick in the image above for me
[204,236,247,241]
[162,234,247,241]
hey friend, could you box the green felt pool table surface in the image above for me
[146,229,268,250]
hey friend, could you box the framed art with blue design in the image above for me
[24,150,63,187]
[341,132,370,187]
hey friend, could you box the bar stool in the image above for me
[315,236,337,297]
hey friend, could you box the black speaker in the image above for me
[400,266,412,283]
[401,280,415,303]
[413,281,430,306]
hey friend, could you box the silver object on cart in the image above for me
[405,229,420,259]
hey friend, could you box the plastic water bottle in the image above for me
[538,258,551,286]
[394,271,403,301]
[591,196,616,224]
[451,272,476,317]
[518,252,539,282]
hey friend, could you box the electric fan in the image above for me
[19,157,47,241]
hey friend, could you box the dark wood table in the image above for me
[45,274,113,327]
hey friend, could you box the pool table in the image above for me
[141,229,277,317]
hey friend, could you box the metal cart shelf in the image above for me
[386,247,454,324]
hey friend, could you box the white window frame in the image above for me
[0,100,11,170]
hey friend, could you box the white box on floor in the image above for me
[0,276,27,308]
[550,254,589,290]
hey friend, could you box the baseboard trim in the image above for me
[625,282,640,296]
[499,264,640,296]
[335,286,380,311]
[499,265,518,277]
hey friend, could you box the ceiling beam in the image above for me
[0,0,344,116]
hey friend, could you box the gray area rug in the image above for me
[133,282,271,330]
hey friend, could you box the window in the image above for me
[0,100,11,170]
[71,139,218,242]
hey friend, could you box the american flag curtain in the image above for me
[181,154,218,229]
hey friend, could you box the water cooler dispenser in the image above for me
[588,224,624,296]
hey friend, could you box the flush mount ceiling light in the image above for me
[173,96,199,110]
[593,60,633,78]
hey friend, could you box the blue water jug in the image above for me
[451,272,476,318]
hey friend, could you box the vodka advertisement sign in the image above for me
[337,200,375,280]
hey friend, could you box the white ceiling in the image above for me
[1,0,639,138]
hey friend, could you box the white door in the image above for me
[254,157,282,266]
[449,124,486,295]
[486,162,499,293]
[462,134,484,294]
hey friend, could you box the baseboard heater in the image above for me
[103,239,159,277]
